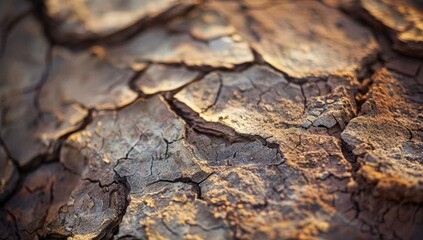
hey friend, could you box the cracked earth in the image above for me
[0,0,422,239]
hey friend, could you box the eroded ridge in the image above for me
[1,0,422,239]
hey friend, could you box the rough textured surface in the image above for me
[106,28,254,69]
[1,32,137,167]
[0,160,127,239]
[175,65,358,132]
[209,0,379,78]
[360,0,423,57]
[135,64,199,95]
[1,0,422,239]
[62,96,210,239]
[173,65,362,238]
[37,46,136,140]
[0,14,48,96]
[44,0,198,42]
[105,7,254,69]
[1,162,79,238]
[0,15,50,167]
[169,8,236,41]
[342,69,423,203]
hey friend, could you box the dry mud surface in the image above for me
[0,0,422,239]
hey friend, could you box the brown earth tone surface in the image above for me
[0,0,422,239]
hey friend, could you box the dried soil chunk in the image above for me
[342,68,423,203]
[169,8,236,41]
[175,65,357,136]
[38,47,136,139]
[52,180,128,239]
[107,28,253,69]
[174,65,364,238]
[106,8,254,69]
[186,128,283,167]
[360,0,423,57]
[175,65,305,135]
[1,163,81,239]
[119,182,228,239]
[0,15,50,167]
[42,47,136,111]
[0,15,48,96]
[210,0,378,78]
[63,96,203,186]
[196,162,356,239]
[44,0,198,42]
[135,64,199,95]
[1,44,136,167]
[62,96,207,238]
[1,92,46,167]
[2,167,127,240]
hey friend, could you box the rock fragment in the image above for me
[210,0,378,78]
